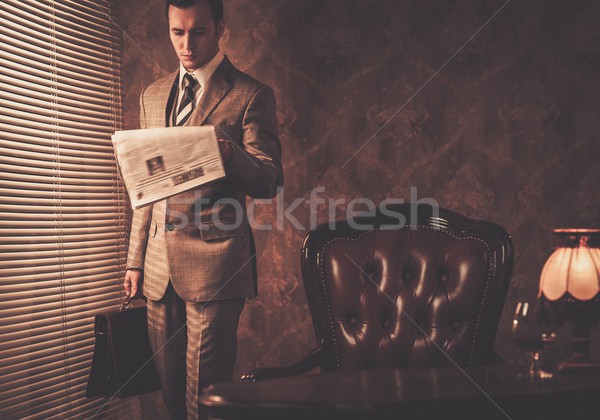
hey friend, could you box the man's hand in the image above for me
[218,139,234,164]
[124,269,143,298]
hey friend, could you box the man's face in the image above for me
[168,1,224,72]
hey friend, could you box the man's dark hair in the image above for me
[165,0,224,23]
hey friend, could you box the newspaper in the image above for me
[112,126,225,209]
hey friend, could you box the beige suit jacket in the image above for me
[126,57,282,302]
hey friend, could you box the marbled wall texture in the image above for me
[120,0,599,382]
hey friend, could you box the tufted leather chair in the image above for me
[242,203,513,381]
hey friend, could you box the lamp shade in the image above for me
[539,229,600,301]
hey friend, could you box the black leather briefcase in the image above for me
[86,300,161,398]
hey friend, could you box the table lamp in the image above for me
[538,228,600,373]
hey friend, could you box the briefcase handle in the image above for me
[120,296,133,311]
[120,294,146,311]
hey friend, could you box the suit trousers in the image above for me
[147,282,245,420]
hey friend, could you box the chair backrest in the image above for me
[300,203,513,371]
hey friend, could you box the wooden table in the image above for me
[199,365,600,419]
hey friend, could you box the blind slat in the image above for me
[0,91,120,125]
[0,129,117,153]
[0,326,94,358]
[0,66,116,103]
[0,69,116,108]
[0,369,90,412]
[0,299,122,335]
[0,331,96,362]
[2,102,117,132]
[0,52,119,95]
[0,155,119,174]
[2,356,90,394]
[0,38,120,87]
[1,246,124,266]
[0,144,115,164]
[0,180,119,194]
[0,83,119,115]
[0,346,91,378]
[1,2,121,47]
[0,171,117,186]
[2,140,114,163]
[1,280,122,312]
[0,271,123,294]
[0,211,122,221]
[0,300,120,336]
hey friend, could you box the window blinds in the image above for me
[0,1,138,418]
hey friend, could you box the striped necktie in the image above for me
[175,73,198,126]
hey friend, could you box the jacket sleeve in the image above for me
[126,205,152,269]
[125,89,152,270]
[224,86,283,199]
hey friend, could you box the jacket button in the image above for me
[166,223,175,231]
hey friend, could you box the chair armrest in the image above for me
[241,345,323,383]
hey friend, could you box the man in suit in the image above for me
[122,0,282,418]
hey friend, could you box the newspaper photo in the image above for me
[112,126,225,209]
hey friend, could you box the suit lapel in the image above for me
[164,73,179,127]
[153,71,178,128]
[186,57,236,127]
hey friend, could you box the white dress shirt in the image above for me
[176,50,225,110]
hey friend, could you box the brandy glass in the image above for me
[512,301,557,379]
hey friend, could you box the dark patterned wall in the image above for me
[120,0,599,397]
